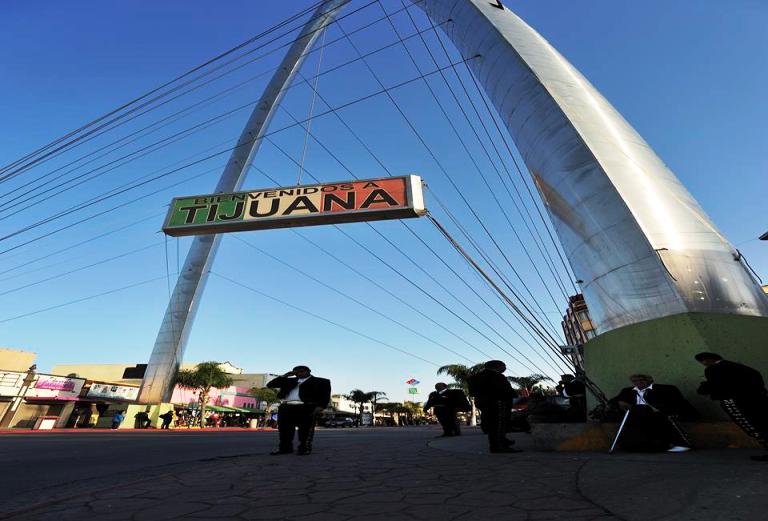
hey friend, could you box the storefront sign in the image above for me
[25,375,85,400]
[163,175,426,237]
[86,383,140,401]
[0,371,25,396]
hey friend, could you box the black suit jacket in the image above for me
[467,369,517,409]
[698,360,767,401]
[424,389,471,412]
[610,384,698,419]
[266,375,331,407]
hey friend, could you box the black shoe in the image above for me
[750,454,768,462]
[490,447,523,454]
[270,450,293,455]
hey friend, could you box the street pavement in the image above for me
[0,425,766,520]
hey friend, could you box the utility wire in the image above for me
[211,271,440,367]
[394,1,572,307]
[335,17,564,341]
[297,27,326,186]
[0,54,477,254]
[0,276,166,324]
[428,213,574,370]
[0,242,160,298]
[0,211,163,279]
[0,0,435,185]
[0,0,375,183]
[0,1,431,203]
[274,65,564,374]
[232,235,475,364]
[431,22,578,294]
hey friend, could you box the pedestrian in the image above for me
[468,360,522,453]
[608,374,698,452]
[267,365,331,455]
[423,383,471,437]
[557,374,587,421]
[159,410,174,429]
[134,410,151,429]
[111,410,125,430]
[695,352,768,461]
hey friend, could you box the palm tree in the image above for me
[248,387,279,426]
[368,391,387,426]
[507,374,553,395]
[344,389,371,425]
[437,363,484,426]
[175,362,234,428]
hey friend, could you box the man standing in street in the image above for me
[468,360,522,453]
[695,352,768,461]
[267,365,331,456]
[423,383,471,437]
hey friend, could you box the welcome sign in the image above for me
[163,175,426,237]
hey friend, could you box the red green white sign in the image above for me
[163,175,426,237]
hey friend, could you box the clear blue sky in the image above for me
[1,1,766,403]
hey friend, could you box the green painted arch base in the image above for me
[584,312,768,420]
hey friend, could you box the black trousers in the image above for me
[435,407,460,436]
[722,397,768,449]
[479,400,511,450]
[619,405,689,452]
[277,404,317,452]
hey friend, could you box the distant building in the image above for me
[331,394,370,416]
[0,347,36,372]
[561,294,597,369]
[50,362,276,411]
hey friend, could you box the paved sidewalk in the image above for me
[1,426,766,521]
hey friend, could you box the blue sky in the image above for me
[1,0,766,403]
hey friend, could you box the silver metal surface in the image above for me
[138,0,351,404]
[416,0,768,331]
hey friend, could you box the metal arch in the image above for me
[413,0,768,331]
[138,0,351,404]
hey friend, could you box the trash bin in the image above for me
[249,418,260,429]
[33,416,59,430]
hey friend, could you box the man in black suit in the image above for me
[267,365,331,456]
[557,373,587,421]
[467,360,522,453]
[423,383,471,437]
[695,352,768,461]
[609,374,698,453]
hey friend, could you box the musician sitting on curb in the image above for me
[608,374,699,453]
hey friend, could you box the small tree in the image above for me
[437,363,484,426]
[368,391,387,426]
[249,387,279,426]
[175,362,234,428]
[344,389,371,425]
[507,374,553,395]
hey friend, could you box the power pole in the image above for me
[138,0,350,404]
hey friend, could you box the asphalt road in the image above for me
[0,428,416,515]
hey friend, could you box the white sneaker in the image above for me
[667,446,692,453]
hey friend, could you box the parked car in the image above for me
[324,417,354,428]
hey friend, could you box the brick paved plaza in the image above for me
[0,426,766,521]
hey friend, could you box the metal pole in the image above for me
[609,409,630,453]
[138,0,350,404]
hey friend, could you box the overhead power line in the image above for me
[0,54,477,255]
[211,271,440,367]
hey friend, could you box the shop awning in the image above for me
[205,405,234,412]
[227,406,258,413]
